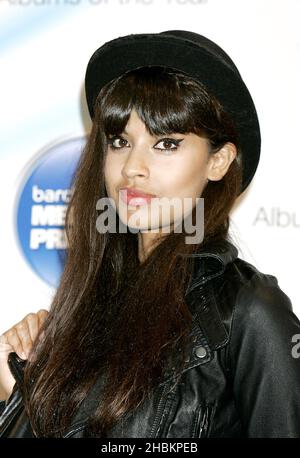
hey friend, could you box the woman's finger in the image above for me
[0,334,8,345]
[36,309,49,342]
[2,328,26,359]
[0,335,17,398]
[24,313,40,345]
[37,309,49,328]
[15,320,34,359]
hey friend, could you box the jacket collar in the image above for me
[184,238,239,295]
[157,240,239,387]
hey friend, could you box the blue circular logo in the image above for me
[15,136,87,288]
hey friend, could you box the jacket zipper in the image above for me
[149,383,169,438]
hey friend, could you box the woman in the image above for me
[1,30,300,438]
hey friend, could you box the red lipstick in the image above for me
[119,187,156,206]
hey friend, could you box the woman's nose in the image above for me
[122,146,150,179]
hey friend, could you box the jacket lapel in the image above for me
[185,238,239,295]
[159,239,239,386]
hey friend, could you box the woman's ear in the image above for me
[207,142,237,182]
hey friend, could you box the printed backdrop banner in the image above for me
[0,0,299,336]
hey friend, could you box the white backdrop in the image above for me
[0,0,299,335]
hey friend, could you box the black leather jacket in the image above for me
[1,239,300,438]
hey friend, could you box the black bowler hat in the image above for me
[84,30,261,195]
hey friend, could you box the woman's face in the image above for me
[104,108,234,233]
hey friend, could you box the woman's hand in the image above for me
[0,309,49,400]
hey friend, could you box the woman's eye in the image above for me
[154,138,183,152]
[107,136,128,150]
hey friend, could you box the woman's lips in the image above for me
[119,189,156,206]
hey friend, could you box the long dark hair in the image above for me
[22,66,242,437]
